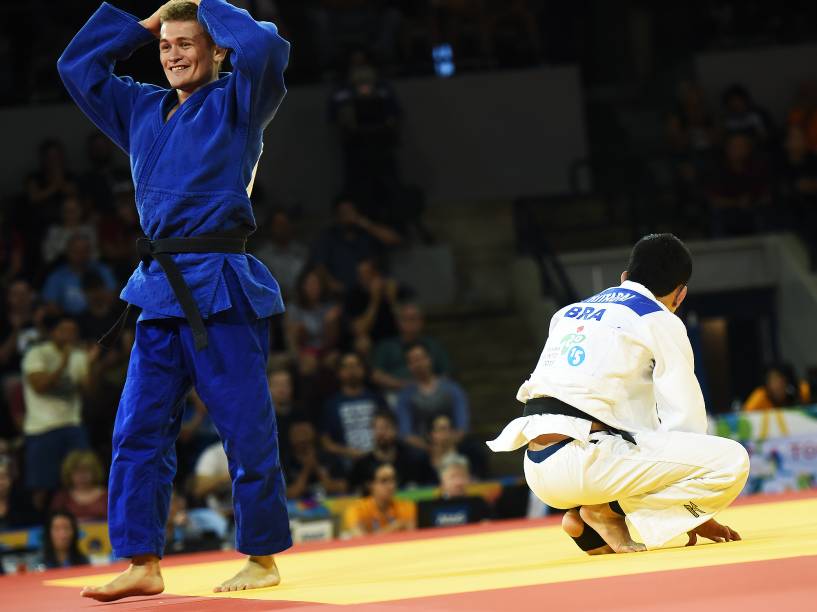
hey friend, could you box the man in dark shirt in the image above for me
[321,352,388,462]
[312,196,401,292]
[284,421,347,500]
[343,257,411,347]
[349,409,437,493]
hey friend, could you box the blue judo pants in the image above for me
[108,271,292,558]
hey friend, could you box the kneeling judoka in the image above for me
[488,234,748,553]
[58,0,292,600]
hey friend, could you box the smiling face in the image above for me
[159,20,226,94]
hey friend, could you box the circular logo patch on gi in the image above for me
[566,346,586,366]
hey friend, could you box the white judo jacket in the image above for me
[488,280,707,452]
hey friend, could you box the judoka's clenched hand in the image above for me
[686,518,741,546]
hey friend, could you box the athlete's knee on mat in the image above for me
[723,439,750,482]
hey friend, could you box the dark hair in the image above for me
[294,266,328,308]
[332,193,356,211]
[41,313,73,333]
[366,461,395,485]
[722,83,751,106]
[372,408,397,427]
[625,233,692,297]
[765,362,802,406]
[42,511,89,569]
[403,340,430,356]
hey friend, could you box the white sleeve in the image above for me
[646,314,708,434]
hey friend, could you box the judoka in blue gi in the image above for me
[57,0,292,600]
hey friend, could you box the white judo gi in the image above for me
[488,281,750,548]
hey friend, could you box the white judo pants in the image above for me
[523,430,750,548]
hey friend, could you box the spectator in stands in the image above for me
[41,233,117,315]
[252,209,308,299]
[76,271,119,343]
[82,327,134,465]
[268,368,299,465]
[706,132,772,237]
[50,449,107,521]
[328,51,403,227]
[0,280,40,438]
[349,409,437,493]
[96,184,142,283]
[0,279,39,377]
[192,439,232,519]
[24,139,78,231]
[743,363,811,412]
[778,125,817,269]
[667,81,717,178]
[0,455,39,529]
[721,84,775,145]
[427,413,487,480]
[164,488,228,556]
[285,420,347,500]
[285,268,341,364]
[372,302,451,391]
[344,257,410,348]
[78,131,130,216]
[0,206,24,285]
[343,462,416,537]
[396,342,469,450]
[321,352,388,461]
[312,195,402,293]
[42,195,98,265]
[438,454,472,499]
[421,453,490,526]
[39,510,89,569]
[21,314,98,509]
[788,80,817,153]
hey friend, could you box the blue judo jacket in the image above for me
[57,0,290,320]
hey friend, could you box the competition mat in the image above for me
[6,490,817,611]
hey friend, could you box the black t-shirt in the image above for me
[348,441,438,494]
[343,283,411,344]
[284,451,347,499]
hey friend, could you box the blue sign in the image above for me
[567,346,586,366]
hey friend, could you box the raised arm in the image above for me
[648,315,708,434]
[57,3,157,153]
[196,0,290,127]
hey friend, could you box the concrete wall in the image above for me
[0,66,587,212]
[695,43,817,120]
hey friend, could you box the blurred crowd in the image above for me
[666,79,817,267]
[0,0,550,106]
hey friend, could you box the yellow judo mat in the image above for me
[44,495,817,607]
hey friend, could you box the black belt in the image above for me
[99,231,248,351]
[523,396,637,445]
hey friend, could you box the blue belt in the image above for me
[526,438,572,464]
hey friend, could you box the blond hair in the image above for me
[61,450,104,489]
[159,0,199,23]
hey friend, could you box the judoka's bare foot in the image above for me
[562,508,614,555]
[80,555,164,601]
[580,504,646,553]
[214,555,280,592]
